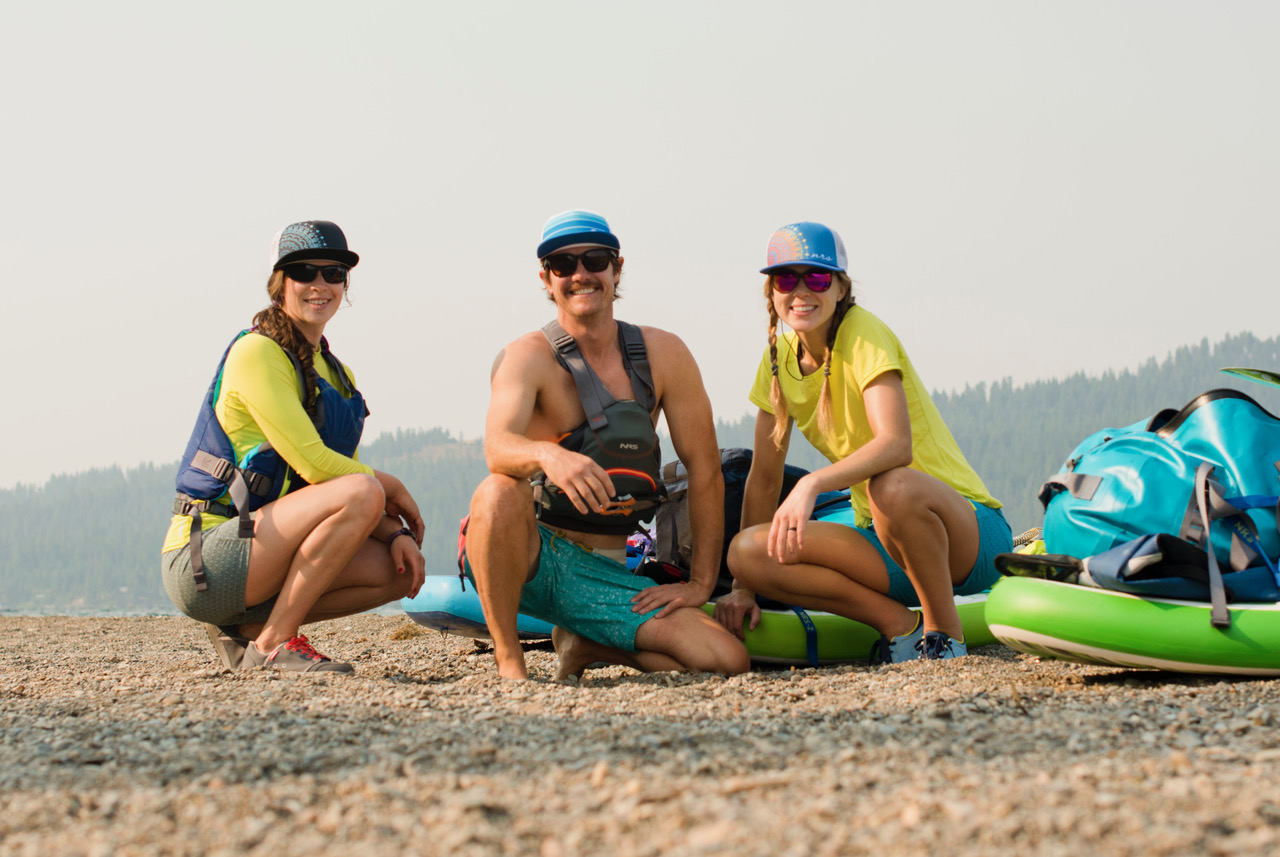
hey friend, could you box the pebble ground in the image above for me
[2,614,1279,856]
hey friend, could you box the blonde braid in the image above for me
[767,305,791,451]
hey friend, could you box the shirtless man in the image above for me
[463,210,750,681]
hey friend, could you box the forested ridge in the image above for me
[4,332,1278,613]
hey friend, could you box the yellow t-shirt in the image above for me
[748,306,999,528]
[161,332,374,553]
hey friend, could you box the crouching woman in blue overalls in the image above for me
[162,221,426,673]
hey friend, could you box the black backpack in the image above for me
[650,448,809,596]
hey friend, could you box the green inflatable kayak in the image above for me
[986,576,1280,676]
[702,593,994,667]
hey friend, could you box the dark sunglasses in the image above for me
[542,249,617,278]
[282,263,349,285]
[772,269,834,293]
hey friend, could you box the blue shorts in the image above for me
[852,502,1012,606]
[463,525,660,653]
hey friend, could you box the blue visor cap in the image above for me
[271,220,360,269]
[760,222,847,273]
[537,209,620,258]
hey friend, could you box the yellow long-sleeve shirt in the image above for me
[162,332,373,553]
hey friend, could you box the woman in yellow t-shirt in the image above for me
[162,221,425,673]
[715,222,1011,663]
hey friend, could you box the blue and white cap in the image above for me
[270,221,360,270]
[760,222,847,273]
[537,209,620,259]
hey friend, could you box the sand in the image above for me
[2,614,1279,856]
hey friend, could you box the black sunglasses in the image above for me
[542,249,617,278]
[282,263,349,285]
[772,269,834,293]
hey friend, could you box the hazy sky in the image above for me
[2,1,1277,489]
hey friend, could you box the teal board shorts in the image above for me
[851,502,1012,607]
[462,524,661,653]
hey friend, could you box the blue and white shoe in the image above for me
[868,613,925,665]
[920,631,967,660]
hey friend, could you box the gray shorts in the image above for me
[161,519,276,627]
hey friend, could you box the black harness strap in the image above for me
[320,337,359,398]
[541,320,617,431]
[540,320,657,430]
[618,322,657,412]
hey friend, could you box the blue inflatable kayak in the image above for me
[402,575,555,641]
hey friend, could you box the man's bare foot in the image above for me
[495,654,530,681]
[552,627,610,681]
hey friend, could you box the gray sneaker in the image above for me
[204,624,250,670]
[241,635,354,674]
[920,631,967,660]
[868,613,925,665]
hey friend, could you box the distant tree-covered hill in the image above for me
[3,332,1278,612]
[687,332,1280,535]
[0,430,487,614]
[936,332,1280,533]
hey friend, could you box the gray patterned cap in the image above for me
[270,221,360,269]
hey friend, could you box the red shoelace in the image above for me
[267,635,328,662]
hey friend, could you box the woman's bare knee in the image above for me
[866,467,922,519]
[727,527,770,588]
[341,473,386,525]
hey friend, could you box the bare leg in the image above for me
[554,607,750,680]
[867,467,979,640]
[552,626,682,680]
[243,474,386,652]
[728,522,918,638]
[633,608,751,675]
[466,474,541,680]
[298,537,418,620]
[236,538,415,638]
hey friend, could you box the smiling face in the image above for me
[279,259,347,342]
[768,266,849,338]
[540,243,623,316]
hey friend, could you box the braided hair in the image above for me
[252,270,323,416]
[763,272,856,451]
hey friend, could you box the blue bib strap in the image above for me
[788,605,819,668]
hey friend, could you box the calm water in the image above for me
[0,605,405,618]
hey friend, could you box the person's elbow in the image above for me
[883,434,913,470]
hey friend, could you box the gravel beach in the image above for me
[3,613,1279,856]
